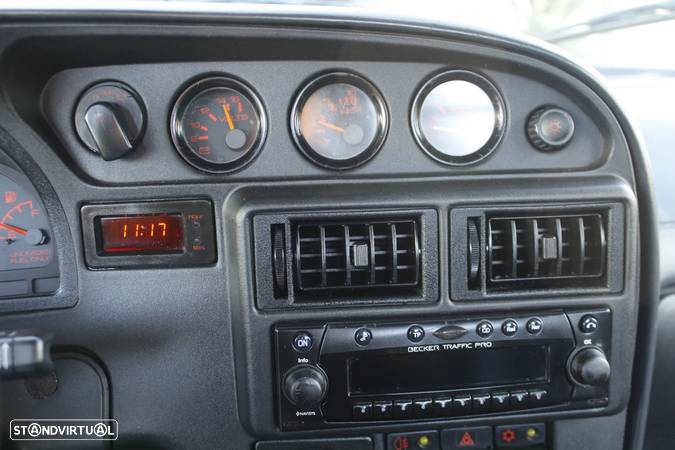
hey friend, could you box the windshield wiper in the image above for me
[544,1,675,43]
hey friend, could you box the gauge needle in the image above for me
[318,120,345,133]
[222,104,235,130]
[0,223,28,235]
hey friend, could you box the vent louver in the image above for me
[487,214,606,290]
[295,220,420,294]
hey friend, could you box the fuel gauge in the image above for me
[0,167,54,272]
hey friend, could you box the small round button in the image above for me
[579,315,599,334]
[476,321,494,338]
[526,318,544,335]
[292,332,313,352]
[407,325,425,343]
[501,319,518,337]
[527,106,575,152]
[355,328,373,346]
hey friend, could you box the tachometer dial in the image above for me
[170,77,266,173]
[411,70,505,166]
[291,72,388,170]
[0,168,54,272]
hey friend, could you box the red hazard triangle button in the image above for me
[442,426,492,449]
[459,431,475,446]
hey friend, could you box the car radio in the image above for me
[275,309,611,430]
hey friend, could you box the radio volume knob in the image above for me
[569,347,611,386]
[283,365,328,408]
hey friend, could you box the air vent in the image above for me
[294,220,420,296]
[487,214,606,290]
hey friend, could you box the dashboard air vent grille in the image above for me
[295,220,420,292]
[487,214,606,289]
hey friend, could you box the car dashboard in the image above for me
[0,4,659,450]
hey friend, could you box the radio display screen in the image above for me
[348,346,548,395]
[99,214,184,254]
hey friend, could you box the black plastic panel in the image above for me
[39,51,611,185]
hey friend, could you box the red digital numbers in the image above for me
[100,214,184,254]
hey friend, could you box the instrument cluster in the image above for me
[71,68,576,173]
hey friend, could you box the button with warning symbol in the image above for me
[388,430,439,450]
[441,426,493,449]
[495,423,545,448]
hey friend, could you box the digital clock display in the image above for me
[99,214,184,254]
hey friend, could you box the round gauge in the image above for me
[0,168,54,272]
[291,72,388,170]
[170,77,266,173]
[411,70,505,166]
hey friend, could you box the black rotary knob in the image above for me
[526,106,575,152]
[283,365,328,408]
[569,347,611,386]
[74,82,146,161]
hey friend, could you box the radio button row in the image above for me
[393,400,413,419]
[365,388,550,422]
[352,402,372,420]
[414,398,434,418]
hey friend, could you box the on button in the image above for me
[292,332,313,352]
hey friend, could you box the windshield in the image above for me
[135,0,672,70]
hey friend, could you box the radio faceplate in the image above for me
[275,309,611,430]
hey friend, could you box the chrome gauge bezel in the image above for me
[170,76,267,174]
[411,70,506,166]
[290,72,389,170]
